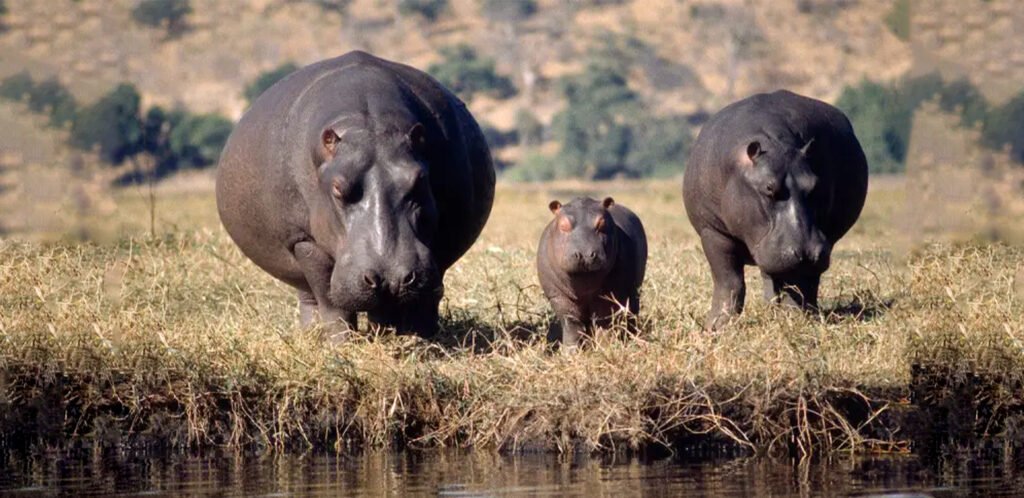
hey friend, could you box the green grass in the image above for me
[1,178,1022,456]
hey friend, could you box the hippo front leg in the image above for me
[293,241,356,341]
[700,230,747,330]
[763,271,821,310]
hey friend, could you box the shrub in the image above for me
[397,0,447,22]
[428,44,514,100]
[884,0,911,41]
[69,84,144,165]
[981,91,1024,164]
[479,0,536,23]
[0,71,35,102]
[132,0,191,37]
[168,113,233,168]
[625,116,689,178]
[244,62,299,104]
[515,109,543,146]
[503,151,557,182]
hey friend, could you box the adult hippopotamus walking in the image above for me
[216,51,495,339]
[682,90,868,329]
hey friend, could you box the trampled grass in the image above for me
[1,178,1022,457]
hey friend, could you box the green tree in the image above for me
[244,62,299,103]
[982,90,1024,164]
[26,77,77,128]
[132,0,192,37]
[0,71,34,101]
[398,0,447,22]
[626,116,690,177]
[551,60,641,178]
[884,0,911,41]
[515,109,543,146]
[479,0,536,23]
[168,113,233,168]
[69,84,144,165]
[428,44,514,100]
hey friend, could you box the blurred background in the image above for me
[0,0,1020,242]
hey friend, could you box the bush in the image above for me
[69,84,144,165]
[479,0,536,23]
[132,0,191,36]
[515,109,543,146]
[397,0,447,22]
[625,116,689,178]
[0,71,35,101]
[244,62,299,104]
[168,113,233,168]
[503,151,557,182]
[428,44,514,100]
[25,78,77,127]
[884,0,911,41]
[981,91,1024,164]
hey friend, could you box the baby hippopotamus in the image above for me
[537,197,648,347]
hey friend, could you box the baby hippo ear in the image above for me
[322,129,341,157]
[549,200,562,214]
[408,123,427,152]
[602,197,615,209]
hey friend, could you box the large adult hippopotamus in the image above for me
[682,90,868,329]
[216,51,495,339]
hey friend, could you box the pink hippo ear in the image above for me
[602,197,615,209]
[408,123,427,152]
[322,129,341,157]
[549,200,562,214]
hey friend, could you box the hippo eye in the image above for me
[594,216,606,232]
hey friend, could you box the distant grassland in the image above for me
[1,178,1023,456]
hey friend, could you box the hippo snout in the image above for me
[331,263,439,311]
[566,250,607,273]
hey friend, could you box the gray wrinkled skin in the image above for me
[537,197,648,348]
[216,51,495,340]
[682,90,868,329]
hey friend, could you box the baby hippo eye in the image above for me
[594,216,605,231]
[558,215,572,233]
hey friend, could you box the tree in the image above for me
[132,0,192,37]
[69,84,144,165]
[479,0,535,23]
[428,44,514,100]
[244,62,299,104]
[0,71,35,101]
[25,77,77,127]
[515,109,543,146]
[397,0,447,22]
[982,91,1024,164]
[168,113,233,169]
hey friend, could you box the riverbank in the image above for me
[1,180,1022,457]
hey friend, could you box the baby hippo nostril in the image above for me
[589,251,598,260]
[571,251,583,260]
[401,271,417,288]
[362,272,381,290]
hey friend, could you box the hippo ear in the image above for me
[602,197,615,209]
[549,200,561,214]
[408,123,427,152]
[321,129,340,158]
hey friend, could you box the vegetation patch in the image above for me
[1,182,1021,457]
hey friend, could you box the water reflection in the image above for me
[1,449,1022,496]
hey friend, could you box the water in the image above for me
[1,449,1022,496]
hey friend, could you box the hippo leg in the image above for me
[763,271,820,310]
[560,315,586,350]
[298,289,318,327]
[700,231,746,330]
[292,241,356,339]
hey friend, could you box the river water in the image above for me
[1,449,1022,496]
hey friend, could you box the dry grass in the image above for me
[1,178,1023,457]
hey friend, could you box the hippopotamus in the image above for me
[537,197,648,347]
[216,51,495,340]
[682,90,868,329]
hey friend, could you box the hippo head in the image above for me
[313,117,442,312]
[546,197,619,275]
[725,138,831,276]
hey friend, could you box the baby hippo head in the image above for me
[547,197,619,275]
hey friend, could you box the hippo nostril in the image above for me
[362,272,380,289]
[401,271,417,287]
[589,251,598,260]
[571,252,583,260]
